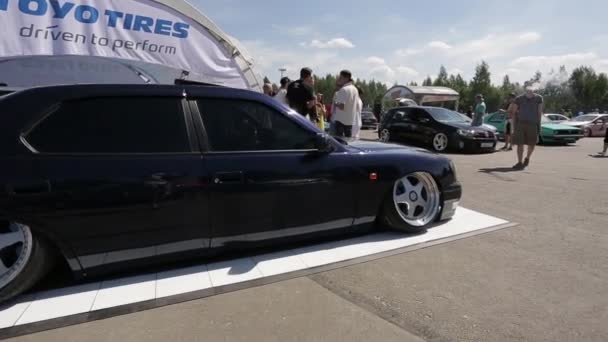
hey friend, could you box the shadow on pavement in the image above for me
[589,154,608,158]
[479,167,521,173]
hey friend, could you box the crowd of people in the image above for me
[263,67,365,139]
[265,71,608,162]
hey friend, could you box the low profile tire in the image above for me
[380,129,391,142]
[432,133,449,152]
[0,222,54,303]
[381,172,442,234]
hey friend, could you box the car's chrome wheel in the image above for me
[432,133,449,152]
[380,129,391,142]
[0,222,33,290]
[392,172,441,228]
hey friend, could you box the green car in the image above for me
[484,112,584,144]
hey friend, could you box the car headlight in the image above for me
[457,129,475,137]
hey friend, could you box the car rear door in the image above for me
[190,92,357,249]
[21,92,212,273]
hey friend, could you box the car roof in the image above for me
[2,83,265,103]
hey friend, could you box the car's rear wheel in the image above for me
[380,129,391,142]
[381,172,442,234]
[0,222,54,303]
[432,133,449,152]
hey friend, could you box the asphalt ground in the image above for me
[8,133,608,342]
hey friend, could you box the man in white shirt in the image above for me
[352,85,364,140]
[331,70,358,138]
[273,77,290,105]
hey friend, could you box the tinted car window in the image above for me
[411,109,432,122]
[27,97,190,153]
[200,99,316,152]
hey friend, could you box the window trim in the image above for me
[191,97,322,154]
[21,96,197,156]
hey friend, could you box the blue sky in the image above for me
[192,0,608,85]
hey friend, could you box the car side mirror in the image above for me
[313,133,334,154]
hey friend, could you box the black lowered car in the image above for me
[0,84,461,303]
[379,106,497,153]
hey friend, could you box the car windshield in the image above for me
[573,115,598,122]
[541,116,551,123]
[426,107,468,122]
[362,112,374,118]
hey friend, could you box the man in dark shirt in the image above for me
[513,82,544,169]
[286,67,318,122]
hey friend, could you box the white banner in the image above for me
[0,0,248,88]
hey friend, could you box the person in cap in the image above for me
[287,67,318,122]
[512,81,544,169]
[331,70,358,138]
[472,94,486,126]
[274,76,290,105]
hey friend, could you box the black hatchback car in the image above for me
[379,106,497,153]
[0,84,461,303]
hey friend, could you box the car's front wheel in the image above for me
[380,129,391,142]
[381,172,442,234]
[0,222,54,303]
[432,133,449,152]
[584,128,592,137]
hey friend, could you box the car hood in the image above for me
[442,121,495,132]
[561,121,590,127]
[542,123,581,130]
[347,140,432,154]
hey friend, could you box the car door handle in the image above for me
[213,171,244,184]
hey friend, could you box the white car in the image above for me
[562,114,608,137]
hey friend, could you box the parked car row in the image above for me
[483,112,585,144]
[0,84,462,303]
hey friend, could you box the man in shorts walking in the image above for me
[513,83,544,169]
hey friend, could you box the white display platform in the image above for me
[0,207,514,338]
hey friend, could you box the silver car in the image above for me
[562,114,608,137]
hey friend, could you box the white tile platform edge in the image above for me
[0,207,510,330]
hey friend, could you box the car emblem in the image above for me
[409,192,418,202]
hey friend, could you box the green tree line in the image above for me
[427,62,608,114]
[266,62,608,114]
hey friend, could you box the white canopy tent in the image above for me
[0,0,263,91]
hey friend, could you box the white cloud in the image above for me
[511,52,599,68]
[395,48,423,57]
[365,56,387,66]
[271,24,315,36]
[428,41,452,50]
[305,38,355,49]
[449,68,464,75]
[491,52,608,84]
[397,66,420,78]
